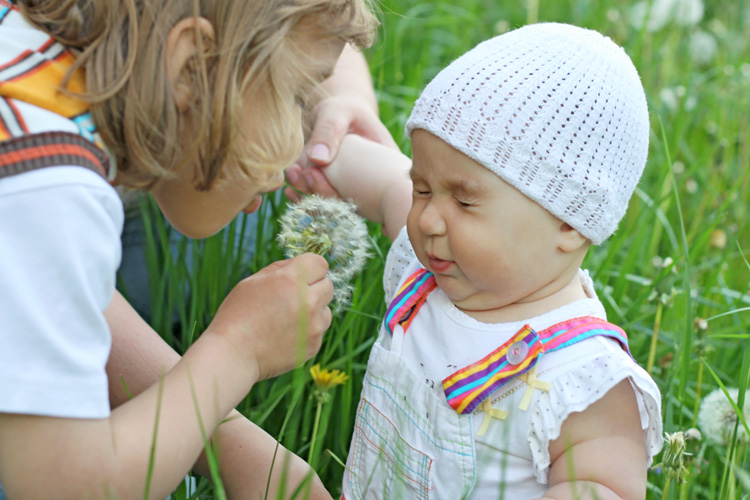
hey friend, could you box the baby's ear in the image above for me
[165,17,216,111]
[558,222,590,253]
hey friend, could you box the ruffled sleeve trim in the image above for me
[527,338,663,483]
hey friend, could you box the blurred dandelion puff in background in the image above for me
[278,195,371,313]
[697,387,750,445]
[689,30,718,66]
[630,0,704,32]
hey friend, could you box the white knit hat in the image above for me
[405,23,649,244]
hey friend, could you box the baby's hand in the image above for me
[206,253,334,382]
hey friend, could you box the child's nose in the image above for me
[418,201,447,236]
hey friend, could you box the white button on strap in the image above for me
[506,341,529,365]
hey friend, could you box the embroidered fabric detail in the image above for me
[444,326,544,415]
[526,339,663,483]
[443,317,631,414]
[0,132,109,180]
[384,267,436,336]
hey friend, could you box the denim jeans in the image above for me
[117,209,260,322]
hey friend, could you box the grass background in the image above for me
[130,1,750,498]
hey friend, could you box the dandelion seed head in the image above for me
[710,229,727,249]
[494,19,510,34]
[278,195,371,313]
[684,428,702,441]
[659,87,679,112]
[630,0,703,31]
[672,0,704,27]
[693,317,708,331]
[657,431,691,483]
[689,32,717,66]
[630,0,673,32]
[698,387,750,445]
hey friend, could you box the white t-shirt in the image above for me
[0,166,123,418]
[381,227,663,498]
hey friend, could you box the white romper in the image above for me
[342,228,662,499]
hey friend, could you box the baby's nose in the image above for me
[418,202,447,236]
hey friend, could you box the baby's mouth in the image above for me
[428,255,454,273]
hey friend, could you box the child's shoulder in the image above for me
[531,335,662,460]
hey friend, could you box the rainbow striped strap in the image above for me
[0,131,110,180]
[384,268,437,335]
[443,316,631,415]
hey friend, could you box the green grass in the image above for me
[130,1,750,498]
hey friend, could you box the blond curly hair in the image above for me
[18,0,378,190]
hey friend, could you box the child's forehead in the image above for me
[410,133,496,191]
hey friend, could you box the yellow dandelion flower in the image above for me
[310,364,349,390]
[308,364,350,464]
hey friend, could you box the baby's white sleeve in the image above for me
[527,337,663,484]
[382,226,417,303]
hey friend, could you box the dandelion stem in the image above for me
[691,362,704,426]
[308,398,324,466]
[661,476,672,500]
[647,302,663,374]
[526,0,538,24]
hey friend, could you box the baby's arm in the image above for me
[322,134,412,240]
[537,380,648,500]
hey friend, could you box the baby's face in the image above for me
[407,130,577,322]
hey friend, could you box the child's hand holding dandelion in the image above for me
[207,253,334,382]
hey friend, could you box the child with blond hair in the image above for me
[292,22,664,499]
[0,0,379,498]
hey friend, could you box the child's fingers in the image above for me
[306,106,350,165]
[285,164,340,200]
[254,253,328,282]
[254,258,294,275]
[309,272,335,308]
[289,253,330,284]
[306,97,400,168]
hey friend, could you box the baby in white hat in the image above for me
[296,22,663,499]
